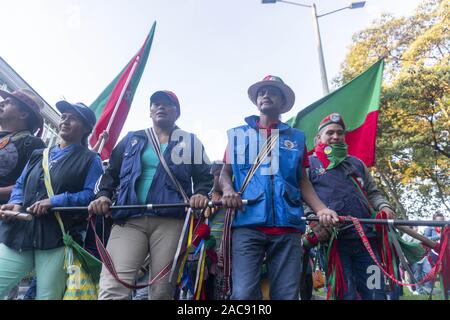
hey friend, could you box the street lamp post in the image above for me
[262,0,366,95]
[311,3,329,94]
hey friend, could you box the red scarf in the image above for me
[315,143,331,169]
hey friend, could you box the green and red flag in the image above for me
[288,59,384,167]
[89,22,156,160]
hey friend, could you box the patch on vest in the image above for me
[281,139,298,151]
[0,138,9,149]
[0,143,19,177]
[311,165,326,176]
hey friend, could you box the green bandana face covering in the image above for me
[327,143,348,169]
[315,143,348,170]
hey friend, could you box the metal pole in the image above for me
[97,56,141,155]
[303,216,450,227]
[49,199,257,212]
[311,3,330,95]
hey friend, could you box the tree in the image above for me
[335,0,449,218]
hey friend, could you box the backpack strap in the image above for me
[145,128,189,202]
[42,147,66,235]
[239,131,278,193]
[222,130,279,296]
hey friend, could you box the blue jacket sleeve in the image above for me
[50,155,103,207]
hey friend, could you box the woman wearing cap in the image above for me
[88,90,213,300]
[0,89,46,205]
[0,101,103,300]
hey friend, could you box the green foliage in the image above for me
[336,0,449,218]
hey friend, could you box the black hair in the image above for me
[81,133,89,147]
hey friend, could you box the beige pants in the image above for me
[98,215,184,300]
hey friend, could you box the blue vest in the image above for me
[229,116,306,232]
[308,155,376,238]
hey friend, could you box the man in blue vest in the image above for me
[307,113,395,300]
[220,75,338,300]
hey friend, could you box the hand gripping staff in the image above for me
[0,199,258,291]
[222,132,279,297]
[304,215,450,300]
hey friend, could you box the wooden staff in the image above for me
[396,225,436,249]
[0,210,33,221]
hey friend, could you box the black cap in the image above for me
[56,101,97,131]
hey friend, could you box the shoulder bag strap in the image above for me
[42,147,66,235]
[145,128,189,203]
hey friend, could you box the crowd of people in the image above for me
[0,79,447,300]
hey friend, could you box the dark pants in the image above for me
[231,228,302,300]
[338,238,386,300]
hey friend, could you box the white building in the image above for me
[0,56,59,147]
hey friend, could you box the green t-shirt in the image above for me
[135,143,168,204]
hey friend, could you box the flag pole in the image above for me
[97,55,141,155]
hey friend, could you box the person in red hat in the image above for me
[88,90,213,300]
[306,112,396,300]
[220,75,338,300]
[0,89,46,205]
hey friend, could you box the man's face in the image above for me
[150,97,178,127]
[317,123,345,145]
[434,215,445,222]
[0,97,29,124]
[58,110,89,143]
[256,86,285,116]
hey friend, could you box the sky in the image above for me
[1,0,424,160]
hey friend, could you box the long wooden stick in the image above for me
[0,210,33,221]
[396,225,436,249]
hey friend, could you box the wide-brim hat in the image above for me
[0,88,44,135]
[56,101,97,131]
[248,75,295,114]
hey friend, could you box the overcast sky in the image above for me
[1,0,423,160]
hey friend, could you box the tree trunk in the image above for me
[377,169,408,219]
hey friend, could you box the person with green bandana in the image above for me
[307,113,395,300]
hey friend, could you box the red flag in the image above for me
[89,22,156,159]
[288,60,384,167]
